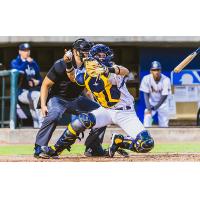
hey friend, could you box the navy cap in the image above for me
[19,43,30,50]
[150,61,162,70]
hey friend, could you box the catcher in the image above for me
[45,44,154,157]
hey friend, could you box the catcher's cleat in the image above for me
[103,149,109,157]
[108,133,124,157]
[117,148,129,157]
[84,148,108,157]
[36,146,59,159]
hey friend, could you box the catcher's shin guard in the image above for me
[109,133,125,157]
[108,131,154,157]
[109,133,137,157]
[53,113,96,155]
[120,136,134,150]
[119,131,154,153]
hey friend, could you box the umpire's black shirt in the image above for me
[47,58,84,100]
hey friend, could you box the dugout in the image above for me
[0,41,140,127]
[0,36,200,127]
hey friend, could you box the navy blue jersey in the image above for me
[10,55,42,92]
[47,59,85,100]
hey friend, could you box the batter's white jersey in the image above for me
[140,73,171,127]
[139,74,171,106]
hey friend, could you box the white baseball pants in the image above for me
[91,107,146,138]
[143,103,169,127]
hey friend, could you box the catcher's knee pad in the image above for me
[65,112,96,138]
[133,130,154,153]
[54,113,96,154]
[74,113,96,131]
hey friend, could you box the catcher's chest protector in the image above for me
[84,73,121,108]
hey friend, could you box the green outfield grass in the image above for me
[1,143,200,156]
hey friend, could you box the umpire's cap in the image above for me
[150,61,162,70]
[72,38,94,52]
[19,43,30,50]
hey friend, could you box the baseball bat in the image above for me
[173,47,200,73]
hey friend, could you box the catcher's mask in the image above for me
[134,131,154,153]
[72,38,94,61]
[89,44,113,66]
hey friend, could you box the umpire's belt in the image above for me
[115,106,131,111]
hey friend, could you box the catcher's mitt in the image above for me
[84,58,107,77]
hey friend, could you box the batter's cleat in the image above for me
[108,133,124,157]
[37,146,59,159]
[117,148,129,157]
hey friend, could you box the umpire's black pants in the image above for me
[35,96,100,146]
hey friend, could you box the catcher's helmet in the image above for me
[134,131,154,153]
[150,61,162,70]
[89,44,113,66]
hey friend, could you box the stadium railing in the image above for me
[0,69,19,129]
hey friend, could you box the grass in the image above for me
[152,143,200,153]
[1,143,200,156]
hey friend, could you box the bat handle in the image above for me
[195,47,200,54]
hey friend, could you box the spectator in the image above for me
[140,61,171,127]
[10,43,42,128]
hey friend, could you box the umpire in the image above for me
[34,38,106,158]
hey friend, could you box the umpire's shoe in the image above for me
[34,145,59,159]
[108,133,124,157]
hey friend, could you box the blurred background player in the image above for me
[140,61,171,127]
[49,44,154,157]
[10,43,43,128]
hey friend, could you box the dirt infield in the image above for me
[1,153,200,162]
